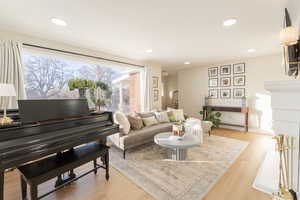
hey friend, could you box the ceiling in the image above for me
[0,0,288,71]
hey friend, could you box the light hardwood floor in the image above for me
[4,129,272,200]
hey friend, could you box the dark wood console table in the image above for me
[203,106,249,132]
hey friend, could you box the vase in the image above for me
[241,98,247,107]
[78,88,87,98]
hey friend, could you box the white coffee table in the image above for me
[154,132,200,160]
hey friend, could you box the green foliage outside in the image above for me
[68,79,96,90]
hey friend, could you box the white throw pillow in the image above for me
[155,111,170,123]
[114,112,130,135]
[167,108,185,121]
[142,116,159,127]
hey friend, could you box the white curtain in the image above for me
[141,66,151,112]
[0,40,26,109]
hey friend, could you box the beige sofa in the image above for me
[109,113,213,159]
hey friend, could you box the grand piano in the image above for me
[0,99,119,200]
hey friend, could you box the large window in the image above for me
[22,52,142,113]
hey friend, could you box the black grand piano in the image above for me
[0,99,119,200]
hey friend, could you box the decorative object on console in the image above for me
[0,84,16,125]
[233,88,245,98]
[279,8,300,78]
[220,89,231,99]
[208,78,218,87]
[233,75,246,86]
[220,77,231,87]
[208,67,218,77]
[152,76,159,88]
[220,65,231,76]
[233,63,245,74]
[208,89,218,99]
[68,79,96,98]
[241,96,247,107]
[199,106,221,128]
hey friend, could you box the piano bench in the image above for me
[17,143,110,200]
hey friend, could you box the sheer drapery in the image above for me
[141,66,150,112]
[0,40,26,109]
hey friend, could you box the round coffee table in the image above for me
[154,132,200,160]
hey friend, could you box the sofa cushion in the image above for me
[138,112,155,118]
[167,108,185,121]
[142,116,159,127]
[127,115,144,130]
[155,111,170,123]
[120,122,173,149]
[114,112,130,135]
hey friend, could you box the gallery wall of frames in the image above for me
[208,63,246,99]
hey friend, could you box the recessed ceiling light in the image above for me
[51,18,67,26]
[247,48,256,53]
[145,49,153,53]
[184,61,191,65]
[223,18,237,27]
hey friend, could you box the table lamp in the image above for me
[0,84,16,125]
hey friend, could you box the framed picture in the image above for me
[220,65,231,76]
[208,78,218,87]
[233,63,245,74]
[153,89,159,101]
[208,67,218,77]
[209,89,218,99]
[233,88,245,98]
[152,76,159,88]
[220,77,231,87]
[233,75,245,86]
[220,89,231,99]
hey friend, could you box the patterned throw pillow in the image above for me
[155,111,170,123]
[127,116,144,130]
[142,116,159,127]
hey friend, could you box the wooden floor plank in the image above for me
[3,129,272,200]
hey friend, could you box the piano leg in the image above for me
[105,152,109,181]
[21,176,27,200]
[0,170,3,200]
[93,160,97,174]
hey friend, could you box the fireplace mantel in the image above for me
[264,80,300,196]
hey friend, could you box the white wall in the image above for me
[286,0,300,31]
[0,30,163,110]
[178,54,293,134]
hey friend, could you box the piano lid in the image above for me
[18,99,90,123]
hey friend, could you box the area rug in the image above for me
[110,135,248,200]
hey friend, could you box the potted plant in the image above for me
[68,79,96,98]
[199,107,222,128]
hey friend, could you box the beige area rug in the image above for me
[110,135,248,200]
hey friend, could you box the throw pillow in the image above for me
[114,112,130,135]
[138,112,156,118]
[142,116,158,127]
[167,108,185,121]
[155,111,170,123]
[167,111,176,122]
[127,115,144,130]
